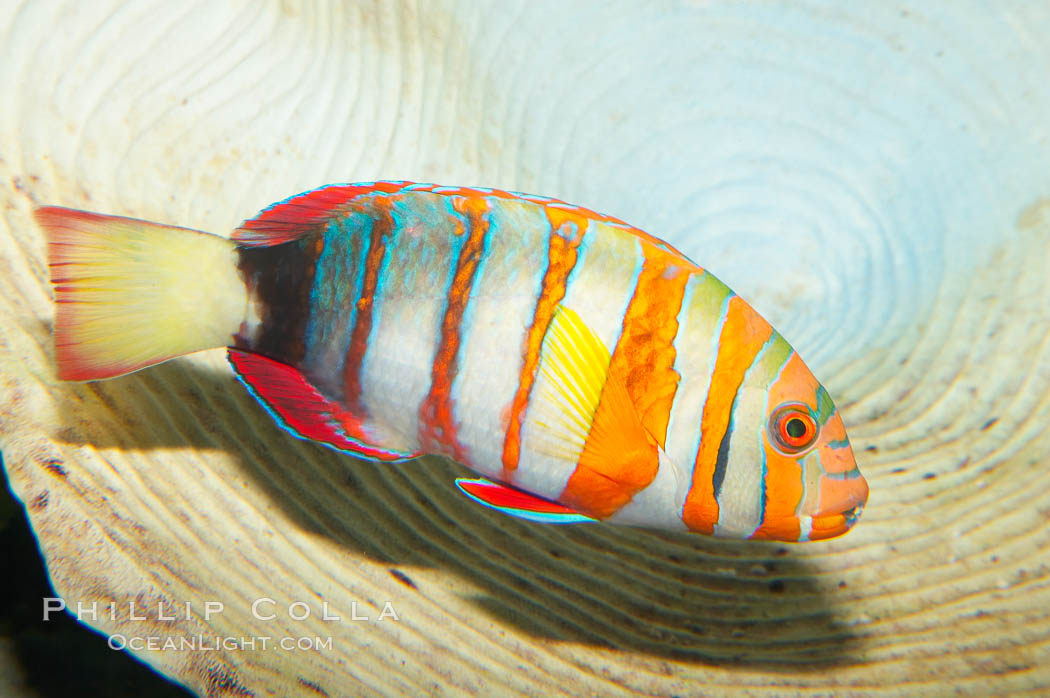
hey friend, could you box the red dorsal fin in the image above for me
[228,349,421,462]
[232,181,414,247]
[454,478,596,524]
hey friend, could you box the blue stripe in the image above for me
[821,467,864,481]
[815,385,836,425]
[714,331,778,498]
[302,215,370,393]
[752,339,793,524]
[685,286,734,485]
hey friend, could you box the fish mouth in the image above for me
[806,502,865,541]
[842,502,864,527]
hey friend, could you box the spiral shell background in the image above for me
[2,1,1049,695]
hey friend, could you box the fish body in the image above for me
[37,181,868,542]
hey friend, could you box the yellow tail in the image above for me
[35,207,247,381]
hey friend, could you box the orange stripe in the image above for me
[681,296,773,533]
[749,440,803,541]
[559,242,693,518]
[616,244,697,446]
[418,195,491,460]
[343,196,395,410]
[500,208,588,476]
[750,351,811,540]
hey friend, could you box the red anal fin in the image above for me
[232,181,414,247]
[455,478,596,524]
[228,349,420,462]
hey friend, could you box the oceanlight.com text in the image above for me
[107,634,334,652]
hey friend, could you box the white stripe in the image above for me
[798,516,813,542]
[662,272,734,517]
[607,447,689,529]
[450,199,550,476]
[712,334,779,539]
[359,195,460,451]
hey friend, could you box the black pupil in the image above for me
[785,418,807,439]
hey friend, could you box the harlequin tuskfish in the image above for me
[36,181,868,541]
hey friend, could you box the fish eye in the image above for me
[768,403,819,455]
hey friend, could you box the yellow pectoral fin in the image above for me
[529,305,613,459]
[530,306,660,518]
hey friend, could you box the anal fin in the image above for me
[455,478,596,524]
[228,349,421,462]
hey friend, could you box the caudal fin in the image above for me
[36,207,247,381]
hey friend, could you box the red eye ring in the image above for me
[769,403,819,454]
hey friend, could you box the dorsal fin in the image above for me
[232,181,413,247]
[233,181,695,261]
[228,349,421,462]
